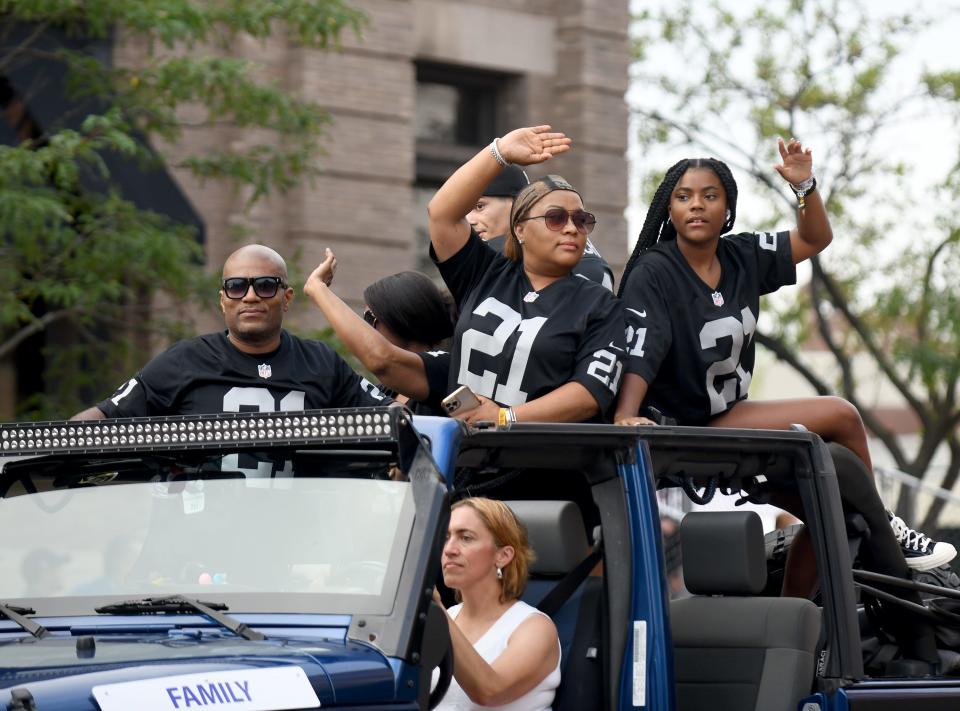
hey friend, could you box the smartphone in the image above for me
[441,385,481,415]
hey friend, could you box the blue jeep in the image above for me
[1,408,960,710]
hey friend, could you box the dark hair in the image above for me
[483,165,530,198]
[363,271,455,348]
[618,158,738,297]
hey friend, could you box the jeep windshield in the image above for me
[0,446,414,617]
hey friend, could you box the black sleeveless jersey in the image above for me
[433,230,625,416]
[620,231,795,425]
[98,330,389,417]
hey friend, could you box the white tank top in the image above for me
[434,600,561,711]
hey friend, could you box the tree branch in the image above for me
[808,273,909,468]
[920,434,960,530]
[755,331,832,395]
[0,309,79,361]
[0,21,50,75]
[811,258,931,427]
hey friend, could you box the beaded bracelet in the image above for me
[790,175,817,209]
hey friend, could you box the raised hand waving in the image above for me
[497,125,572,166]
[773,136,813,186]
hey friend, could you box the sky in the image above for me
[625,0,960,255]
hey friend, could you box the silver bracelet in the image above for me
[489,138,508,168]
[506,407,518,424]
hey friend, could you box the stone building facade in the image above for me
[0,0,631,418]
[173,0,631,333]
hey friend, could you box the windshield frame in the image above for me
[0,407,449,660]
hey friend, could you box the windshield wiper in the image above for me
[0,601,50,639]
[95,595,265,641]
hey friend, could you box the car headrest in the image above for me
[681,511,767,595]
[505,500,591,576]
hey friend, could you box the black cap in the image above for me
[483,165,530,198]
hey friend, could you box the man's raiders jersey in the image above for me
[434,230,625,415]
[620,231,795,425]
[98,330,389,417]
[485,234,614,291]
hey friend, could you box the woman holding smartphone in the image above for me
[427,125,625,424]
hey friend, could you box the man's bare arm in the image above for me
[70,406,107,421]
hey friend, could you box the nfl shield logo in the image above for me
[711,291,724,307]
[257,363,272,379]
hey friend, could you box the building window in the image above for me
[413,62,515,272]
[414,61,512,183]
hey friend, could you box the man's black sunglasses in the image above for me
[222,276,287,300]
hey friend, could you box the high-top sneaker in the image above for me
[888,511,958,571]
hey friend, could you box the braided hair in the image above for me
[618,158,738,297]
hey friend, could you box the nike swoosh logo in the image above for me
[626,308,647,318]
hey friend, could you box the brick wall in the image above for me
[136,0,630,336]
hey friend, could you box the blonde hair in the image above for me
[451,497,534,603]
[506,174,581,261]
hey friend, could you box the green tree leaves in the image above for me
[1,0,363,418]
[632,0,960,524]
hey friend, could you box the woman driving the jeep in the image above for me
[434,497,560,710]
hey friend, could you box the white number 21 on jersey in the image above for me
[458,297,546,405]
[700,306,757,415]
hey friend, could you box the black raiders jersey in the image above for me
[376,350,452,417]
[433,230,625,415]
[485,234,615,291]
[97,330,389,417]
[620,231,795,425]
[417,350,453,415]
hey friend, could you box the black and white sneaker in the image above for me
[888,511,957,571]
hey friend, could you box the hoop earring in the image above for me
[496,566,503,580]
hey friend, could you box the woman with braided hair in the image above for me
[613,139,951,668]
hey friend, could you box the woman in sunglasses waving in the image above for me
[428,125,625,424]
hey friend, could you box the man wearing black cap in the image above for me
[470,165,615,291]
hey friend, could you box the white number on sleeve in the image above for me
[758,232,777,252]
[359,377,387,401]
[110,378,139,406]
[587,348,624,394]
[626,324,647,357]
[699,307,757,415]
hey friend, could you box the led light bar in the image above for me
[0,407,400,457]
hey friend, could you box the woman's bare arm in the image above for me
[304,250,431,402]
[427,126,571,262]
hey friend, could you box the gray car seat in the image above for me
[507,500,604,711]
[671,511,821,711]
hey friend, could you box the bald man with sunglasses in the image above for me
[72,244,387,419]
